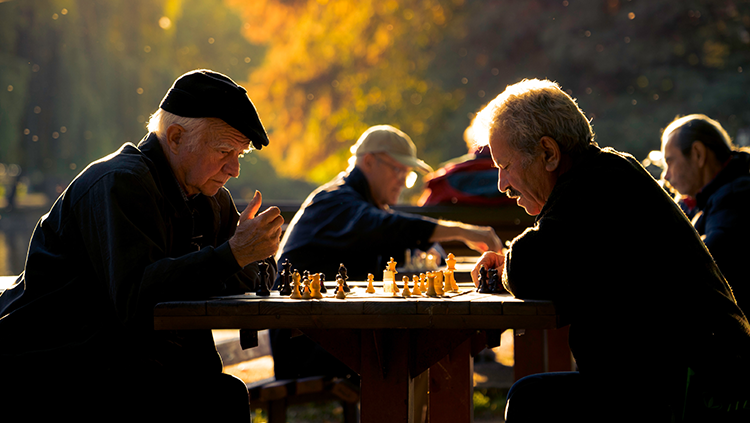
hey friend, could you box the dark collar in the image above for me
[137,133,194,217]
[343,166,379,207]
[696,151,750,209]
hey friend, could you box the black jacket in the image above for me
[276,166,437,283]
[504,147,750,401]
[0,133,262,375]
[694,151,750,312]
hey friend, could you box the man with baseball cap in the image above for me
[0,69,283,420]
[270,124,501,382]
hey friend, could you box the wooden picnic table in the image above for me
[154,285,563,423]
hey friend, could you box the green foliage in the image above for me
[0,0,267,198]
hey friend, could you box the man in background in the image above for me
[272,124,501,381]
[660,114,750,312]
[0,69,284,421]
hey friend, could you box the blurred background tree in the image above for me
[2,0,750,205]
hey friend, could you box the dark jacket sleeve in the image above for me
[76,171,242,327]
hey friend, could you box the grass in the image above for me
[248,388,508,423]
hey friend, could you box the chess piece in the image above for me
[338,263,351,292]
[411,275,421,296]
[401,275,411,297]
[446,253,456,271]
[477,265,491,293]
[279,259,292,296]
[425,272,438,297]
[335,276,347,299]
[319,272,327,294]
[366,273,376,294]
[290,269,302,299]
[310,273,323,299]
[387,257,397,273]
[301,276,312,299]
[488,268,500,294]
[256,260,271,296]
[445,269,459,293]
[434,270,444,296]
[420,273,427,293]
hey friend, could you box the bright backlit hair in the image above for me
[661,114,733,163]
[146,109,251,153]
[475,79,596,162]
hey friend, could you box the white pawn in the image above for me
[401,276,411,297]
[411,275,422,296]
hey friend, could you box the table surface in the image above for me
[154,285,559,332]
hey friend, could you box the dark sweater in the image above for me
[504,146,750,398]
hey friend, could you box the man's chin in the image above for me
[517,199,541,216]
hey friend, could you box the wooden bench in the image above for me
[248,375,360,423]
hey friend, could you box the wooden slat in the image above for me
[153,301,206,316]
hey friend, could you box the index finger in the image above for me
[255,206,284,227]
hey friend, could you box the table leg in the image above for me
[513,327,573,381]
[427,337,473,423]
[360,329,411,423]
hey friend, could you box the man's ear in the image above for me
[691,141,707,168]
[165,124,185,155]
[360,153,377,172]
[539,136,562,172]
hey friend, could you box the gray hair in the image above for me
[146,109,210,152]
[661,114,733,163]
[476,79,596,164]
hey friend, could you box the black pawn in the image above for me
[279,259,292,296]
[319,273,327,293]
[338,263,350,292]
[256,260,271,296]
[488,268,500,294]
[477,265,491,294]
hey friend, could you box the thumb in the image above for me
[240,190,262,221]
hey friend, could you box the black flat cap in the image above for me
[159,69,270,150]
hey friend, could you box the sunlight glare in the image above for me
[159,17,172,30]
[406,171,417,189]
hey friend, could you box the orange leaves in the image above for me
[229,0,461,183]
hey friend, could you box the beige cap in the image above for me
[350,125,433,174]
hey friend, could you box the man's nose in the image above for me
[497,168,509,192]
[224,156,240,178]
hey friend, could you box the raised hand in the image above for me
[229,191,284,268]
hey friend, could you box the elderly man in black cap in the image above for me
[0,69,283,421]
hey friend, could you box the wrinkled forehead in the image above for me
[488,132,511,166]
[206,119,252,151]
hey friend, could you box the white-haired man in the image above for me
[472,79,750,422]
[0,70,284,421]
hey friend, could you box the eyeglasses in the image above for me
[374,154,410,179]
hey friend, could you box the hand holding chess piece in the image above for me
[471,250,505,289]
